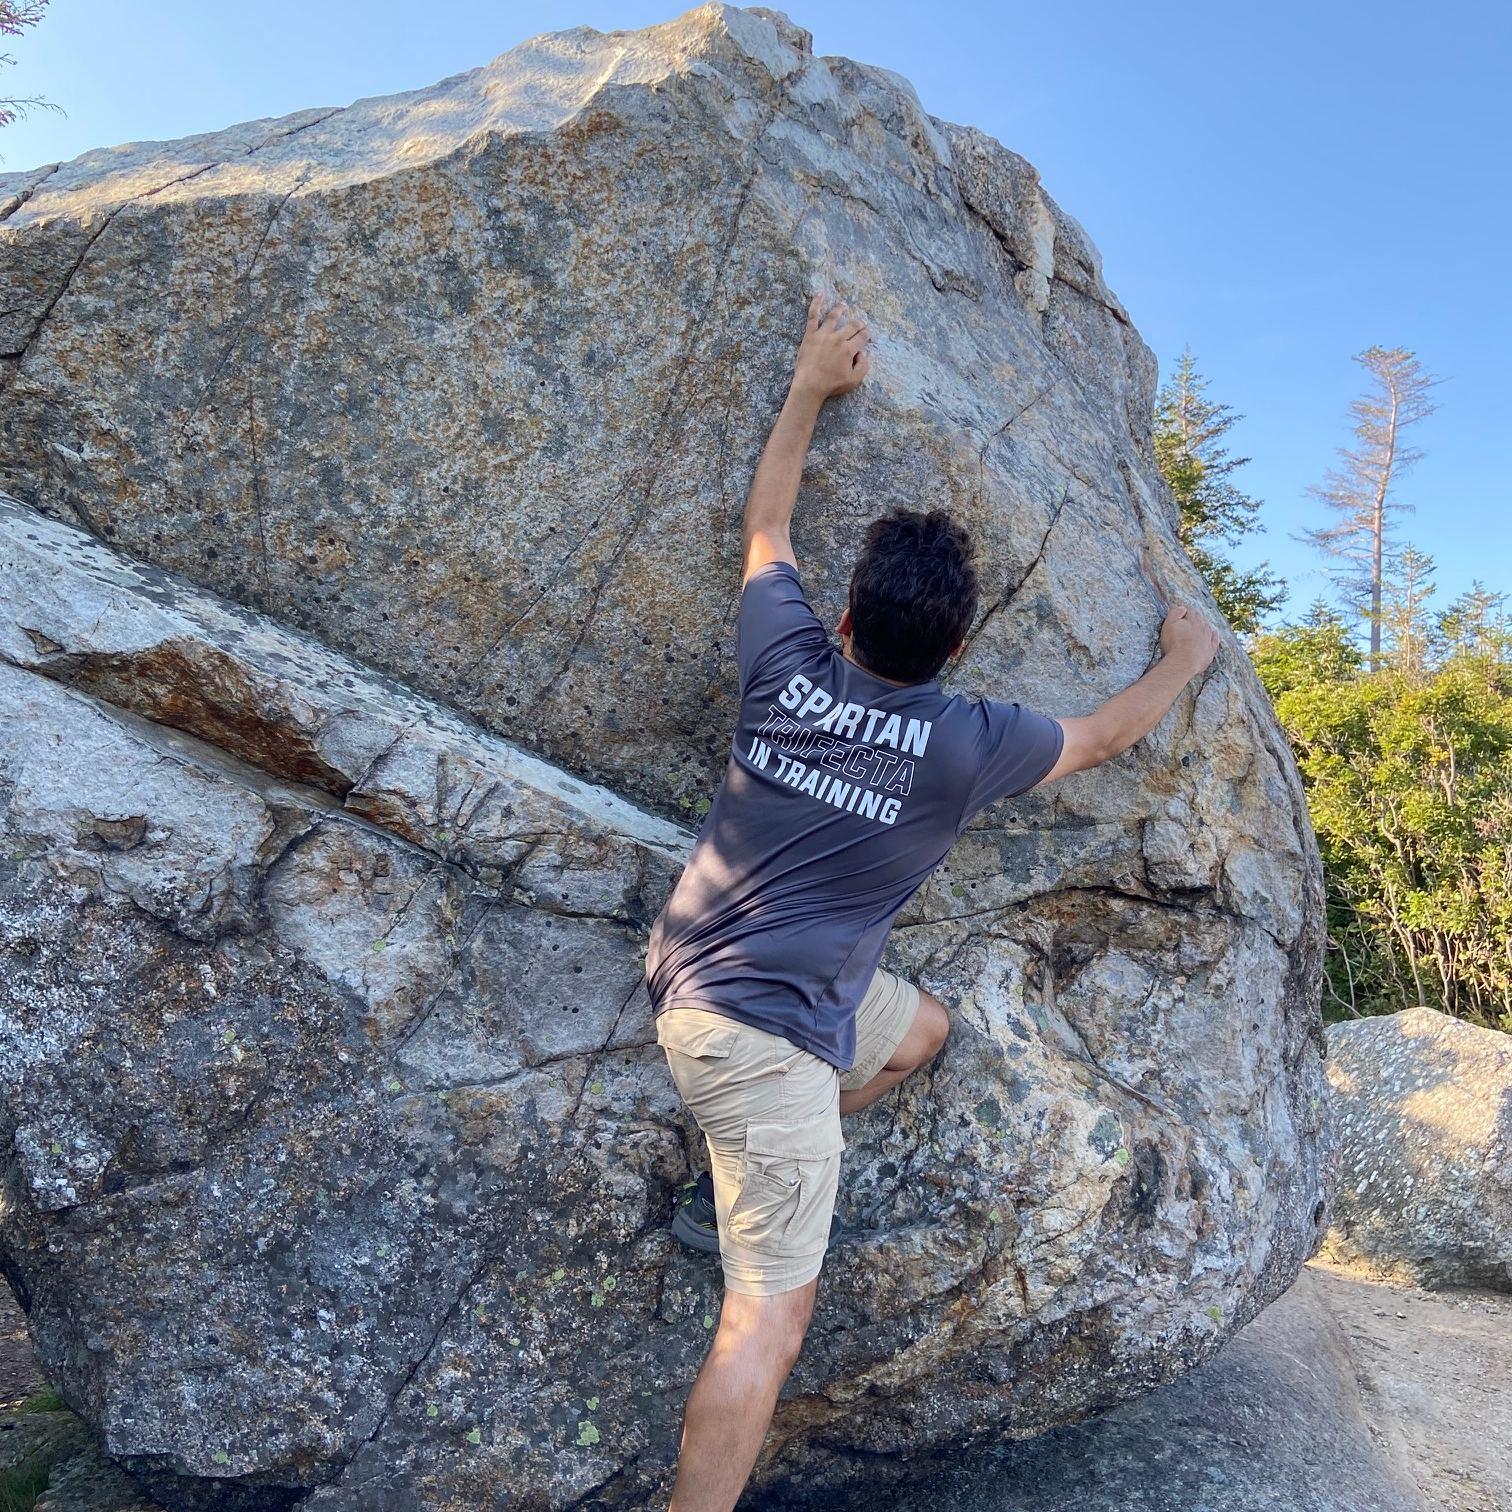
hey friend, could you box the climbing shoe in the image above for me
[672,1172,720,1254]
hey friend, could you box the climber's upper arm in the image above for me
[1031,714,1112,786]
[742,524,798,588]
[736,549,826,696]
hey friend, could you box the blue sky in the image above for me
[4,0,1507,622]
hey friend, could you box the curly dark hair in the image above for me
[846,507,979,683]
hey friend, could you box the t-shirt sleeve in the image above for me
[737,560,829,696]
[957,698,1064,830]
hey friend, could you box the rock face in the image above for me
[1326,1009,1512,1291]
[0,6,1330,1508]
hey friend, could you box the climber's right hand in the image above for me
[791,292,870,403]
[1159,604,1220,678]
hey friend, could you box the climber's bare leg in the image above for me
[838,988,950,1116]
[668,987,947,1504]
[668,1279,817,1511]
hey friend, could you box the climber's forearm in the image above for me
[1045,656,1201,780]
[741,384,823,584]
[1036,604,1219,785]
[1088,655,1201,759]
[741,295,871,585]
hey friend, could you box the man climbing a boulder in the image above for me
[643,293,1220,1511]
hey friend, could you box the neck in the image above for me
[841,641,921,689]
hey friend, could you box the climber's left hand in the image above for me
[791,293,870,403]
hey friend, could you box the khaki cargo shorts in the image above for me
[656,967,920,1296]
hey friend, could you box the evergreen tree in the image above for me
[1437,582,1510,665]
[1154,348,1284,635]
[1255,594,1512,1028]
[1251,600,1363,696]
[1382,545,1437,681]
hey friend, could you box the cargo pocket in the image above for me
[727,1120,845,1257]
[655,1010,740,1060]
[656,1010,741,1110]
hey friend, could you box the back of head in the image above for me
[847,507,979,684]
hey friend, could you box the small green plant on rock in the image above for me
[0,1445,56,1512]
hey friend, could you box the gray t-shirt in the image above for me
[644,559,1063,1071]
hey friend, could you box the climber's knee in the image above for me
[714,1280,816,1379]
[886,988,950,1075]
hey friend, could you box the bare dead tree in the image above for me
[1303,346,1440,669]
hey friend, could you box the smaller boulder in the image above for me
[1325,1007,1512,1290]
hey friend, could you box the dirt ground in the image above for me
[1307,1257,1512,1512]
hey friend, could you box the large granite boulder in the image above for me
[0,5,1330,1507]
[1325,1008,1512,1291]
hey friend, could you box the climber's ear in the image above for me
[837,605,854,639]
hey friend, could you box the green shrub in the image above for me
[1253,606,1512,1028]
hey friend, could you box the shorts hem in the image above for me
[838,974,920,1092]
[720,1254,826,1296]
